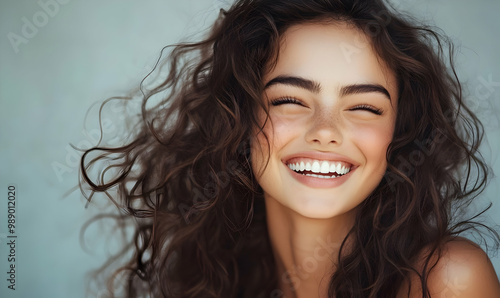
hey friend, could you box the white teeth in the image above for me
[320,161,330,173]
[287,160,352,175]
[311,161,321,172]
[344,166,350,174]
[306,173,338,179]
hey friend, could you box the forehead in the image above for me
[265,21,397,97]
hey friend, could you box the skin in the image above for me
[251,21,398,297]
[397,237,500,297]
[250,21,500,297]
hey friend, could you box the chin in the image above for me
[268,192,361,220]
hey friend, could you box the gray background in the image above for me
[0,0,499,297]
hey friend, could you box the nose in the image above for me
[305,109,342,145]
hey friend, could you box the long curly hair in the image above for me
[80,0,498,297]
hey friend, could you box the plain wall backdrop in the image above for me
[1,0,499,297]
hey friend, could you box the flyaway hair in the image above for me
[80,0,499,297]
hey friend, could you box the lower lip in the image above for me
[285,164,355,188]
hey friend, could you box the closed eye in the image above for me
[270,97,305,106]
[349,104,383,115]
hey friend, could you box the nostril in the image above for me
[309,136,339,145]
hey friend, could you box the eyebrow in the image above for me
[264,75,321,93]
[264,75,391,100]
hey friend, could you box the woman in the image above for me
[80,0,500,297]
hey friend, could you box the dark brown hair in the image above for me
[80,0,498,297]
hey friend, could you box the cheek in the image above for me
[257,115,301,152]
[353,123,394,163]
[250,116,299,178]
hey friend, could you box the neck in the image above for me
[265,197,356,298]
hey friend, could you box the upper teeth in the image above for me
[287,160,351,175]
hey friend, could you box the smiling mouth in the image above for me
[286,159,352,179]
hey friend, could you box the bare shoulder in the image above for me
[398,237,500,297]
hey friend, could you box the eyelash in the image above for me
[350,104,383,115]
[270,97,383,115]
[270,97,303,106]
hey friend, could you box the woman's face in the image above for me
[251,22,398,219]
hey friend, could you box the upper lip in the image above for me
[282,151,358,168]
